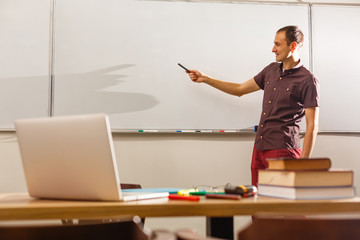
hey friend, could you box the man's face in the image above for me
[272,31,292,62]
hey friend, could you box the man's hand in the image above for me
[187,70,208,83]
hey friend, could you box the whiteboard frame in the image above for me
[2,0,359,132]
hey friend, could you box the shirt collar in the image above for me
[281,60,303,72]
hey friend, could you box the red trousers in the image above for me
[251,146,301,186]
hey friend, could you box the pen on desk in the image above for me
[205,193,241,200]
[169,194,200,201]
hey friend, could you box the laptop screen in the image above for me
[15,113,123,201]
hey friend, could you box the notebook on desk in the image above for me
[15,113,169,201]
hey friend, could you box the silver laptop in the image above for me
[15,113,169,201]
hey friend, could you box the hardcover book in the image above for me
[267,157,331,170]
[258,169,353,187]
[258,184,356,200]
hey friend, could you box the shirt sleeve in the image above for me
[302,75,320,108]
[253,66,267,90]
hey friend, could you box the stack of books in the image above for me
[257,157,355,200]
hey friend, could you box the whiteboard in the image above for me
[0,0,50,129]
[312,5,360,131]
[53,0,310,130]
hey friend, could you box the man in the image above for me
[187,26,319,186]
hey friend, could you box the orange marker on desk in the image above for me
[168,194,200,201]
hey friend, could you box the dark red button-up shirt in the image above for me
[253,62,320,151]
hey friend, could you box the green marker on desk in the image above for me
[189,191,206,196]
[189,191,225,196]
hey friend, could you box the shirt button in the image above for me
[260,136,263,139]
[280,77,282,80]
[263,112,266,115]
[261,125,264,127]
[274,88,276,91]
[287,88,290,91]
[269,100,272,104]
[266,82,270,84]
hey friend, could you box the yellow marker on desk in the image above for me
[178,189,196,196]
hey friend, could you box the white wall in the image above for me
[1,131,359,236]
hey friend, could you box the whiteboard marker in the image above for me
[200,130,213,133]
[178,63,191,73]
[139,130,158,133]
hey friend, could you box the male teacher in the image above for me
[187,25,319,186]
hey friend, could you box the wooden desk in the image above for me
[2,193,360,239]
[1,193,360,220]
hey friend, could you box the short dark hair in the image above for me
[277,25,304,47]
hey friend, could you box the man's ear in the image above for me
[291,42,297,52]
